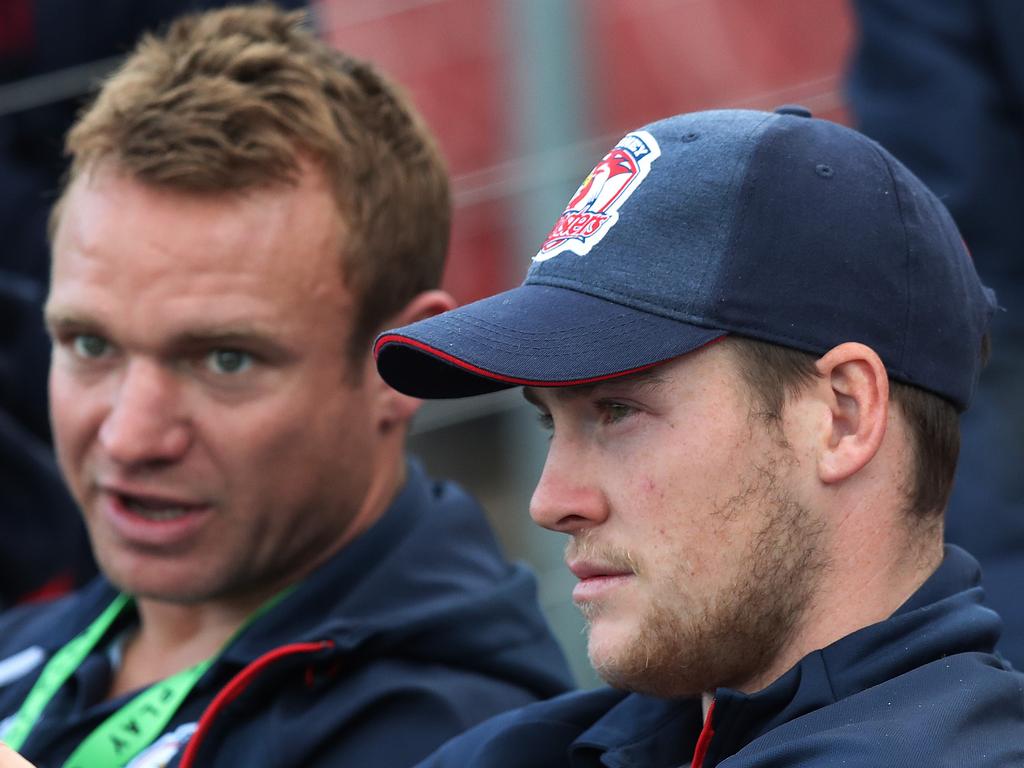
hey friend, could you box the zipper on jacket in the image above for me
[691,698,716,768]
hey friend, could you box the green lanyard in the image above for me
[3,589,291,767]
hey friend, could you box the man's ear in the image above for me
[813,342,889,484]
[366,290,456,431]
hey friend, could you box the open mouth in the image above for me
[116,492,205,521]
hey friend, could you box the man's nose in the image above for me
[98,359,191,467]
[529,439,609,534]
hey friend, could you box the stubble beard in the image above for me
[582,458,830,698]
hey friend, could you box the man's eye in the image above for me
[536,411,554,432]
[206,349,253,375]
[72,334,109,359]
[599,401,634,424]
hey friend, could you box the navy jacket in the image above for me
[0,461,573,767]
[419,546,1024,767]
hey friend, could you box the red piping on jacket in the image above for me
[692,699,716,768]
[374,334,726,389]
[179,640,333,768]
[0,0,33,55]
[18,571,76,604]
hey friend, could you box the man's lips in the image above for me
[96,485,213,546]
[101,485,209,515]
[93,483,216,548]
[567,560,635,580]
[568,560,636,603]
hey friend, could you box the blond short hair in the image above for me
[57,3,450,361]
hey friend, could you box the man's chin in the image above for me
[101,560,219,605]
[585,623,647,688]
[585,618,711,698]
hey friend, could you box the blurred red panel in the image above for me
[317,0,512,177]
[583,0,854,134]
[0,0,33,55]
[445,198,523,304]
[318,0,514,303]
[317,0,855,303]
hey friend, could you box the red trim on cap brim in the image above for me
[374,333,725,388]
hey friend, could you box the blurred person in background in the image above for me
[848,0,1024,669]
[0,6,571,767]
[0,0,305,609]
[1,0,309,283]
[377,106,1024,767]
[0,272,92,608]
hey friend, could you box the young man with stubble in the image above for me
[376,106,1024,767]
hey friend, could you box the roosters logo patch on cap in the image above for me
[534,130,661,262]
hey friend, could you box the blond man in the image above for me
[0,6,571,767]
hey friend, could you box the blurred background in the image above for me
[3,0,1022,689]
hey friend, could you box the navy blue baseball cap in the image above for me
[375,107,997,410]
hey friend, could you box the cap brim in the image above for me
[375,284,726,398]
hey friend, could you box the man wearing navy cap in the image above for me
[376,106,1024,766]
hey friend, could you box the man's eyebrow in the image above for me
[615,369,669,393]
[521,368,670,407]
[174,327,269,346]
[43,310,97,334]
[522,387,542,408]
[43,314,290,357]
[170,327,293,360]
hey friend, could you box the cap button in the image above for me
[774,104,812,118]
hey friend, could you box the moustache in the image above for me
[565,533,640,575]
